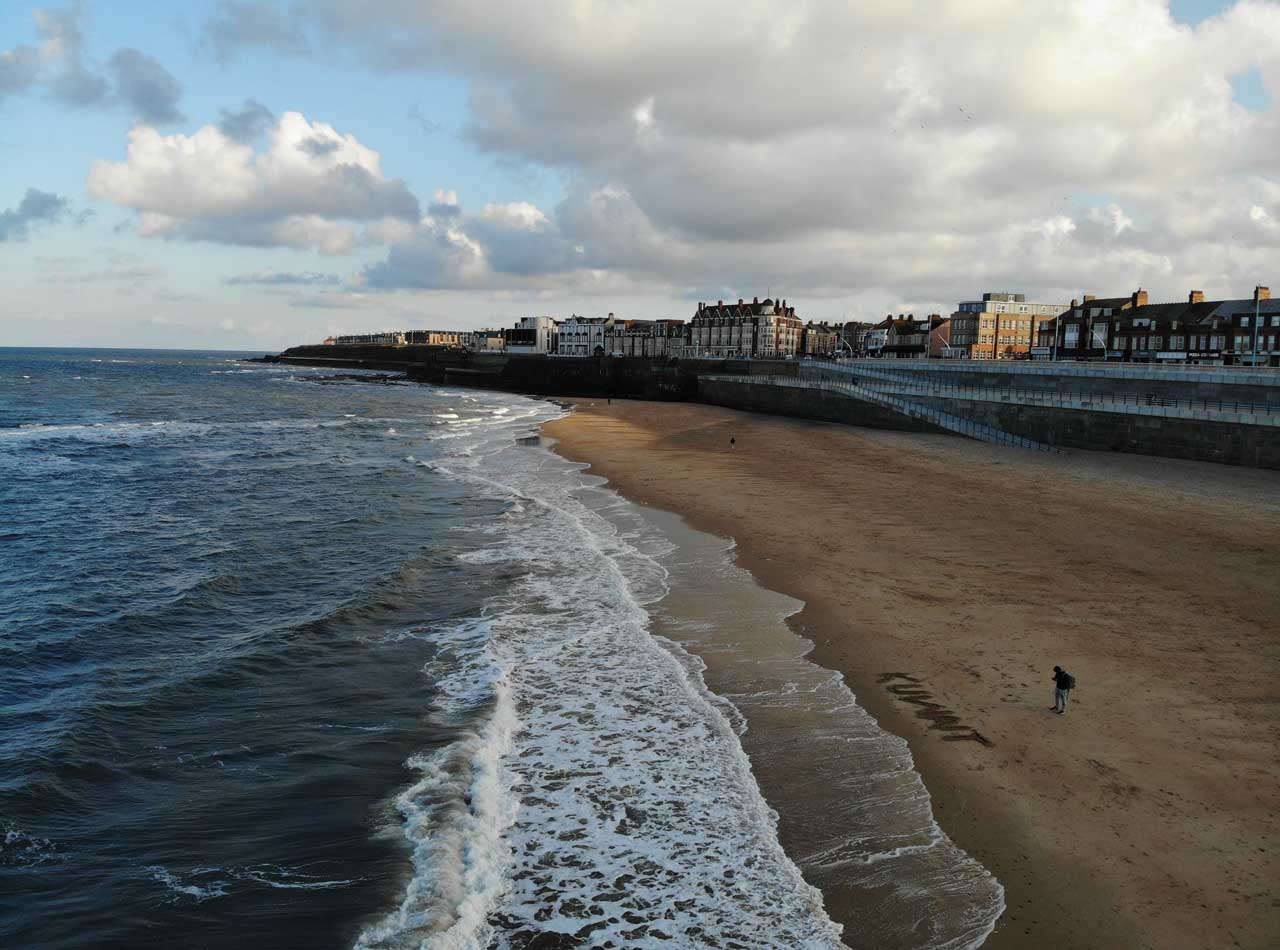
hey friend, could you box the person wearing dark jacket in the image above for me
[1051,666,1073,715]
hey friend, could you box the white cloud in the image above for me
[199,1,1280,307]
[87,111,419,253]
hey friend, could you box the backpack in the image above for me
[1064,672,1076,690]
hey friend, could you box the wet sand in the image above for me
[543,399,1280,950]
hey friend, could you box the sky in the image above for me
[2,0,1278,351]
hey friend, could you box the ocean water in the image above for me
[1,348,1001,949]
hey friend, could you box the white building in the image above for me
[555,314,614,357]
[503,316,558,354]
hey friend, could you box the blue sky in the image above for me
[2,1,1277,349]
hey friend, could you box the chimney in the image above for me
[1070,298,1078,309]
[1131,288,1148,309]
[717,300,723,307]
[1083,294,1096,303]
[1256,285,1271,303]
[1189,290,1204,305]
[753,296,759,304]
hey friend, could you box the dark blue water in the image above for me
[0,349,513,949]
[1,349,1001,950]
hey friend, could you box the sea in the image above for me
[0,348,1003,949]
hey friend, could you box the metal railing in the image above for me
[808,361,1280,419]
[816,356,1280,386]
[700,373,1061,452]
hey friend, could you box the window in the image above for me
[1150,335,1163,349]
[1234,335,1247,351]
[1271,315,1280,327]
[1241,316,1251,328]
[1064,325,1080,347]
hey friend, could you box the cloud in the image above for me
[2,4,185,124]
[34,253,166,290]
[202,0,310,62]
[203,0,1280,308]
[218,98,275,142]
[0,43,42,100]
[107,49,184,125]
[87,111,421,253]
[34,3,107,107]
[0,188,75,241]
[223,269,342,285]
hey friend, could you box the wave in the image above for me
[147,864,358,903]
[367,404,847,948]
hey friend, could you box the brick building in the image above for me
[685,297,803,358]
[950,292,1067,359]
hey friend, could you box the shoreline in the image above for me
[541,398,1280,950]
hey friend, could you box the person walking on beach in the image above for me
[1051,665,1074,715]
[729,435,736,449]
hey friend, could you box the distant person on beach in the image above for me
[729,436,736,449]
[1051,665,1074,715]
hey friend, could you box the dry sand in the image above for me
[543,399,1280,950]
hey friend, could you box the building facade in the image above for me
[556,314,614,357]
[403,329,468,347]
[503,316,558,354]
[1038,286,1278,365]
[603,319,687,358]
[324,331,406,346]
[801,321,840,357]
[950,292,1067,360]
[685,297,803,358]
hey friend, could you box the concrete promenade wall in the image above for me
[698,377,943,434]
[836,359,1280,405]
[913,396,1280,469]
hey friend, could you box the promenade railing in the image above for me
[808,361,1280,421]
[699,373,1061,453]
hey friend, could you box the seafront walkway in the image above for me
[699,372,1061,452]
[805,361,1280,427]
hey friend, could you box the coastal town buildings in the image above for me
[605,319,687,358]
[1038,286,1278,365]
[864,314,953,359]
[949,292,1067,360]
[840,321,872,356]
[314,280,1277,368]
[469,329,506,351]
[323,331,407,345]
[685,297,803,358]
[556,314,613,357]
[404,329,468,347]
[801,321,840,357]
[502,316,558,354]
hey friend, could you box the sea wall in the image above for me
[911,396,1280,468]
[264,346,1280,468]
[272,346,798,401]
[697,377,943,434]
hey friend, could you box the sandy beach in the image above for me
[543,399,1280,950]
